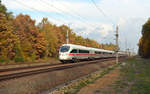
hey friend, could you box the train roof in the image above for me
[61,44,114,53]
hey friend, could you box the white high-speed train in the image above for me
[59,44,123,63]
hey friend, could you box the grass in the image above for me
[113,57,150,94]
[64,63,120,94]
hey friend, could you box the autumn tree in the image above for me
[13,14,46,61]
[138,18,150,58]
[38,18,58,57]
[0,13,19,62]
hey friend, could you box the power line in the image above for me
[56,0,94,25]
[40,0,96,27]
[90,0,115,24]
[91,0,107,17]
[39,0,71,18]
[14,0,66,24]
[40,0,80,20]
[37,0,68,21]
[91,0,114,45]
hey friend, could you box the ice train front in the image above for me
[59,44,72,62]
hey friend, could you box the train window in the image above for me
[70,49,77,53]
[95,51,101,54]
[60,46,70,52]
[79,50,89,53]
[86,50,89,53]
[95,51,98,54]
[99,52,102,54]
[79,50,82,53]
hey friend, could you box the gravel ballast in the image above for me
[0,60,116,94]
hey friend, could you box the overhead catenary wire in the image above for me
[90,0,116,40]
[90,0,115,24]
[56,0,96,26]
[91,0,107,17]
[14,0,66,24]
[39,0,73,19]
[39,0,97,27]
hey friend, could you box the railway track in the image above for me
[0,58,122,81]
[0,63,61,72]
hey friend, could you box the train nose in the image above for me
[59,53,71,60]
[59,53,67,60]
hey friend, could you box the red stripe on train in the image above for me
[68,54,110,56]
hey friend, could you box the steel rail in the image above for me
[0,58,120,81]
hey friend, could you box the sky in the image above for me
[2,0,150,53]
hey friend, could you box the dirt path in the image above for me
[77,68,120,94]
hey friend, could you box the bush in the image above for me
[0,58,5,63]
[31,52,36,62]
[0,56,10,63]
[14,56,24,62]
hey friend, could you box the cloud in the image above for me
[100,0,150,19]
[118,17,146,52]
[118,17,126,26]
[70,21,114,43]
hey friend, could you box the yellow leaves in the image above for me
[0,14,19,62]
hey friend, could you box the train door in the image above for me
[70,49,78,60]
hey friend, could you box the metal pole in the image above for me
[125,37,127,54]
[116,26,119,64]
[66,24,71,44]
[66,29,69,44]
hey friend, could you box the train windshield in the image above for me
[60,46,70,52]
